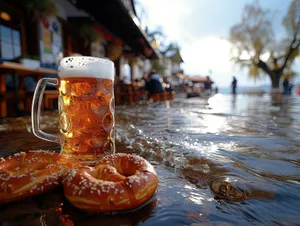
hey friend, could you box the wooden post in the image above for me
[0,74,7,117]
[128,85,134,105]
[115,85,121,105]
[130,63,134,83]
[115,58,120,78]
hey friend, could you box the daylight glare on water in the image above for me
[1,0,300,225]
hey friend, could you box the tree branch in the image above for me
[280,12,300,72]
[257,59,273,76]
[280,40,300,73]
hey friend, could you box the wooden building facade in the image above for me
[0,0,159,117]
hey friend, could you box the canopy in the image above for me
[177,73,212,83]
[67,0,158,59]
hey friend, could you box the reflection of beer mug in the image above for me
[31,57,115,164]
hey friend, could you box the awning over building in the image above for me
[67,0,158,59]
[177,73,212,83]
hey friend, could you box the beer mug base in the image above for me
[60,152,104,166]
[60,131,116,165]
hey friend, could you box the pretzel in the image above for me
[63,153,158,213]
[0,150,73,203]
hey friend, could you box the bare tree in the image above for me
[230,0,300,89]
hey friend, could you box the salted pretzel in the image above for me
[63,153,158,213]
[0,150,73,203]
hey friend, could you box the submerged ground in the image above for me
[1,94,300,225]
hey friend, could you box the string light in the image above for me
[0,12,11,21]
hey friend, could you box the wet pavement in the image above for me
[1,94,300,225]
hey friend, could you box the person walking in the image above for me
[232,76,237,94]
[283,78,289,95]
[204,76,213,96]
[147,69,165,95]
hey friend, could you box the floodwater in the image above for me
[1,94,300,225]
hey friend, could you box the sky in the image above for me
[135,0,298,87]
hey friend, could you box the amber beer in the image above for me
[31,57,115,164]
[58,78,114,161]
[57,57,115,163]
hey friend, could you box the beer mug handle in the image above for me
[31,78,60,143]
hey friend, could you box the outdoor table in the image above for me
[0,61,57,117]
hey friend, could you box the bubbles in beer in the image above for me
[77,143,91,153]
[71,82,91,96]
[90,137,107,148]
[64,96,79,114]
[91,96,108,115]
[59,77,115,161]
[82,115,99,128]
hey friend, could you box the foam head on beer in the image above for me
[58,56,115,80]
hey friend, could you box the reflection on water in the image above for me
[1,94,300,225]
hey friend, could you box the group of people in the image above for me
[125,73,295,97]
[231,76,295,95]
[143,70,173,95]
[203,75,237,95]
[122,69,173,99]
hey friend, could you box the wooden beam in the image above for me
[0,74,7,117]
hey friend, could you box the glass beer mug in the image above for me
[31,56,115,164]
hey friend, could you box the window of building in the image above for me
[0,5,22,61]
[0,25,21,60]
[0,1,24,60]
